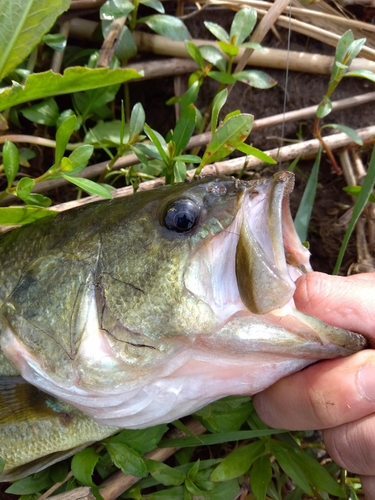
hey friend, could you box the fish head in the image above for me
[0,173,367,428]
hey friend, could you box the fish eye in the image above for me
[163,199,200,233]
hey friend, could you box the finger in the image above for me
[361,475,375,500]
[323,415,375,476]
[294,272,375,339]
[253,350,375,430]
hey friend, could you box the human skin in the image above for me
[253,272,375,499]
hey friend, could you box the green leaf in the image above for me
[180,81,200,110]
[241,42,264,51]
[321,123,363,145]
[173,161,187,182]
[140,15,190,41]
[250,454,272,500]
[0,67,141,112]
[105,442,148,477]
[294,147,321,242]
[15,177,35,201]
[23,192,52,207]
[185,41,205,70]
[71,447,100,487]
[199,45,226,72]
[208,71,236,84]
[5,469,53,494]
[199,114,253,169]
[333,30,354,80]
[211,441,265,481]
[55,115,77,168]
[100,0,134,20]
[62,175,113,198]
[140,0,165,13]
[173,154,201,163]
[85,120,128,147]
[230,7,257,46]
[315,95,332,119]
[236,143,276,164]
[334,144,375,274]
[203,21,229,43]
[146,459,186,486]
[129,102,146,141]
[0,0,70,80]
[343,185,375,203]
[115,26,137,63]
[20,97,59,126]
[211,89,227,135]
[195,397,252,433]
[3,139,19,188]
[173,104,196,156]
[74,83,121,122]
[0,457,4,474]
[0,206,56,225]
[43,33,67,52]
[68,144,94,169]
[144,123,169,165]
[345,69,375,83]
[218,41,239,57]
[104,425,167,456]
[233,70,277,89]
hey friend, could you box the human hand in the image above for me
[253,271,375,499]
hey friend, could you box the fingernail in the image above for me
[358,364,375,402]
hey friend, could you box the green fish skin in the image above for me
[0,173,367,480]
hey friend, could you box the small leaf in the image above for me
[5,469,53,494]
[199,45,226,72]
[23,193,52,207]
[208,71,236,84]
[211,89,228,135]
[15,177,35,201]
[250,454,272,500]
[43,33,67,52]
[173,154,201,163]
[236,143,276,164]
[144,123,169,165]
[100,0,134,20]
[230,7,257,46]
[3,139,19,188]
[203,21,229,42]
[140,0,165,13]
[315,95,332,119]
[55,115,77,168]
[180,81,200,110]
[185,41,205,70]
[115,26,137,63]
[233,70,276,89]
[0,207,56,225]
[240,42,264,50]
[104,425,168,456]
[71,447,100,487]
[320,123,363,145]
[62,175,112,198]
[68,144,94,169]
[174,161,187,182]
[173,104,196,156]
[105,442,148,477]
[129,102,146,141]
[211,441,265,481]
[140,15,190,41]
[20,97,59,126]
[218,41,239,57]
[343,185,375,203]
[146,459,186,486]
[345,69,375,83]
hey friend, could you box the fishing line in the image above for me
[279,0,293,170]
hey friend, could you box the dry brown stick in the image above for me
[46,486,95,500]
[98,419,206,500]
[97,15,127,68]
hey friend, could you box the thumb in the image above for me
[294,272,375,340]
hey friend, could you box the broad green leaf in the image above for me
[199,114,253,169]
[185,41,205,70]
[345,69,375,83]
[233,70,276,89]
[68,144,94,169]
[140,0,165,13]
[173,104,196,156]
[3,139,19,188]
[23,192,52,207]
[321,123,363,145]
[294,147,321,242]
[0,0,70,80]
[5,469,53,494]
[104,425,168,455]
[55,115,77,168]
[146,459,186,486]
[74,83,121,121]
[195,397,252,433]
[0,67,141,112]
[199,45,226,72]
[218,41,239,57]
[85,120,129,146]
[144,123,169,165]
[0,207,56,225]
[100,0,134,20]
[20,97,59,126]
[174,161,187,182]
[43,33,67,52]
[211,89,228,134]
[211,441,265,481]
[203,21,229,43]
[105,442,148,477]
[334,144,375,274]
[230,7,257,46]
[71,447,100,487]
[15,177,35,201]
[236,143,276,164]
[315,95,332,119]
[62,175,113,198]
[208,71,236,84]
[129,102,146,141]
[250,454,272,500]
[140,15,190,41]
[115,26,137,63]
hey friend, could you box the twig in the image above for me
[97,15,127,68]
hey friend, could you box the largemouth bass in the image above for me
[0,173,366,480]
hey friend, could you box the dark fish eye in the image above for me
[164,199,200,233]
